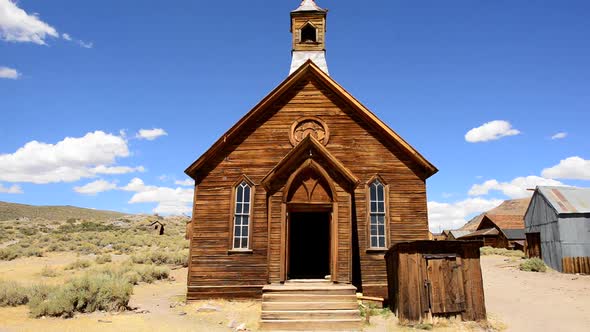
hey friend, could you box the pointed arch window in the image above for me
[368,178,387,249]
[232,181,252,250]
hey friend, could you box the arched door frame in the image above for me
[280,159,339,282]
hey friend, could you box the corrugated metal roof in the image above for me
[538,186,590,215]
[449,230,472,239]
[293,0,326,12]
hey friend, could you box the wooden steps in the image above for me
[260,281,362,331]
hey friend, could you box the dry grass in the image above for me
[480,246,525,258]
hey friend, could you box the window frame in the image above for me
[366,175,389,250]
[228,176,255,253]
[298,21,319,44]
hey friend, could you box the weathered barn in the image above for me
[184,2,437,328]
[385,241,486,323]
[459,214,525,249]
[524,186,590,274]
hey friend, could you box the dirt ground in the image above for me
[482,255,590,332]
[1,254,589,331]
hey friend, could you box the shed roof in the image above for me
[537,186,590,215]
[292,0,326,12]
[503,229,526,240]
[460,228,499,238]
[449,230,471,239]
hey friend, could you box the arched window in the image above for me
[233,181,251,249]
[301,23,317,43]
[369,179,386,248]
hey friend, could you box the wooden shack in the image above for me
[385,241,486,323]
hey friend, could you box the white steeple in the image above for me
[293,0,325,12]
[290,0,329,75]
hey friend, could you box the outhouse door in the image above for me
[425,255,466,314]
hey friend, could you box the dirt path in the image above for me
[481,255,590,332]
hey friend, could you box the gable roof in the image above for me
[459,198,530,231]
[261,135,360,193]
[536,186,590,215]
[482,214,524,230]
[185,60,438,180]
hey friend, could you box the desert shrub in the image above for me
[134,265,170,283]
[95,254,112,264]
[77,242,100,255]
[64,259,92,270]
[47,242,67,252]
[480,246,525,258]
[0,246,43,261]
[19,228,38,236]
[519,258,546,272]
[0,248,19,261]
[0,280,29,306]
[40,266,59,278]
[28,273,132,318]
[94,262,170,285]
[131,250,188,267]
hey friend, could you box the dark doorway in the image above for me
[288,212,330,279]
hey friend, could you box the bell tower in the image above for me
[290,0,329,75]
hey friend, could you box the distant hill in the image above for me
[0,201,126,222]
[459,197,531,231]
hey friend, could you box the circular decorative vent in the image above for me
[290,117,329,146]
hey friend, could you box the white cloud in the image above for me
[469,176,565,198]
[0,183,23,194]
[465,120,520,143]
[0,131,139,184]
[0,0,58,45]
[542,156,590,180]
[122,177,193,215]
[175,179,193,186]
[91,165,145,175]
[428,198,503,232]
[77,40,93,49]
[74,180,117,195]
[551,132,567,140]
[136,128,167,141]
[0,66,19,79]
[62,33,71,41]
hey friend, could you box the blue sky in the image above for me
[0,1,588,231]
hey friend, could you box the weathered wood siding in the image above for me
[188,74,429,299]
[385,241,486,323]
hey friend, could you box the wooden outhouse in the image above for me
[184,0,437,305]
[385,241,486,323]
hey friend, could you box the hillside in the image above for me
[459,197,531,231]
[0,201,126,222]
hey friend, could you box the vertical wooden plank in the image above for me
[332,201,339,282]
[280,202,286,282]
[461,253,475,321]
[427,259,445,314]
[453,257,466,312]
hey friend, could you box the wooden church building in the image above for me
[184,0,438,305]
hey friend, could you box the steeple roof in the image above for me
[292,0,326,12]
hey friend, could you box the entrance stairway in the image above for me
[260,280,362,331]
